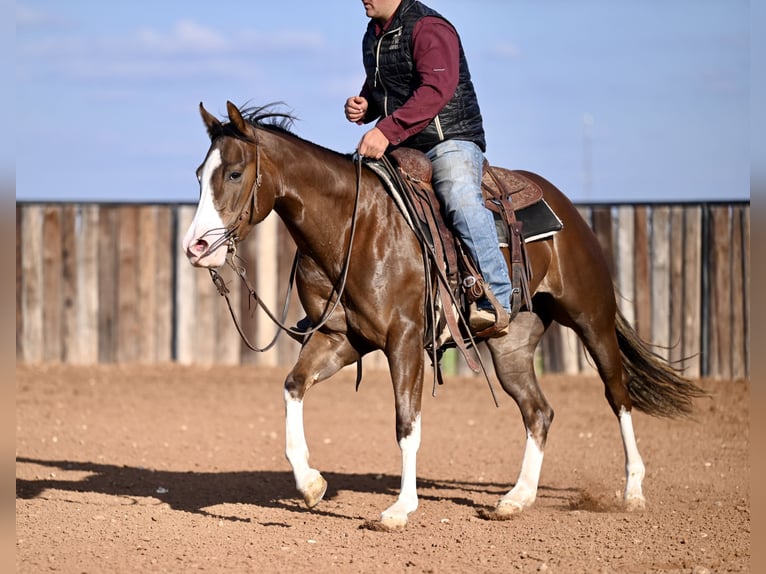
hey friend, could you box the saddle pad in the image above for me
[494,199,563,244]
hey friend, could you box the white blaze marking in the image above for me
[182,148,227,267]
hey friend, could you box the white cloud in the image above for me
[485,41,520,60]
[16,4,61,27]
[135,20,228,54]
[18,18,328,84]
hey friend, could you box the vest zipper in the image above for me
[433,115,445,140]
[374,26,403,117]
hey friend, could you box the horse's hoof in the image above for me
[625,495,646,512]
[378,514,408,531]
[301,474,328,508]
[479,500,524,521]
[359,518,405,532]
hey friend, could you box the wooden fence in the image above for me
[16,201,749,380]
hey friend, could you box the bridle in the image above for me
[203,129,365,351]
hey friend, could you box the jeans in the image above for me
[426,139,512,312]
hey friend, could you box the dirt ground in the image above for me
[16,363,749,573]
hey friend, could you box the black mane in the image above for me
[238,102,297,134]
[220,102,352,160]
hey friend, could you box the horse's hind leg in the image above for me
[283,332,360,508]
[574,315,646,510]
[485,311,553,518]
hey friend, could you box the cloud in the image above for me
[16,4,64,28]
[135,20,228,54]
[485,41,520,60]
[17,18,328,84]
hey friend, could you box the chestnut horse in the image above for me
[182,101,704,529]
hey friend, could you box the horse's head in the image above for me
[182,101,276,267]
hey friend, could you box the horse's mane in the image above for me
[221,102,353,161]
[238,102,297,134]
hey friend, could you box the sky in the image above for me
[15,0,750,204]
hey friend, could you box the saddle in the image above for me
[366,148,562,379]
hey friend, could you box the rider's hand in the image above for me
[357,127,390,159]
[345,96,368,124]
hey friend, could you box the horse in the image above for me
[182,101,705,530]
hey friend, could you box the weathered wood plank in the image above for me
[650,206,671,360]
[137,206,158,363]
[681,207,702,378]
[175,206,197,364]
[668,206,685,365]
[730,206,746,379]
[117,206,140,363]
[98,206,119,362]
[742,206,750,377]
[75,205,100,364]
[237,231,260,366]
[212,253,241,366]
[16,206,24,359]
[616,205,636,325]
[709,206,732,379]
[42,206,63,362]
[60,206,78,363]
[253,213,280,366]
[154,207,174,363]
[633,207,651,343]
[20,206,44,363]
[192,250,217,364]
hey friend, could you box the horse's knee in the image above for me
[284,371,310,400]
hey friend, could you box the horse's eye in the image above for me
[229,172,242,181]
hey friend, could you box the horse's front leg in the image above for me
[378,336,425,530]
[284,332,359,508]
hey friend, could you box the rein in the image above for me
[207,150,365,351]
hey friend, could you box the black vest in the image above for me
[362,0,486,152]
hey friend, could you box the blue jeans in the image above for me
[426,139,512,312]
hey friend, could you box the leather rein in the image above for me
[206,138,365,352]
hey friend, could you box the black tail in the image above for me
[615,310,707,418]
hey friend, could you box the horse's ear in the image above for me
[226,101,251,137]
[199,102,222,139]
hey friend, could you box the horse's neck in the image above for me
[269,136,369,259]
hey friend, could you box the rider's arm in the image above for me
[374,17,460,146]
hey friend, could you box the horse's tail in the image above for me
[615,309,707,418]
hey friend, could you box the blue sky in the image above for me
[16,0,749,204]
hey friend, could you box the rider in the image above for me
[345,0,512,333]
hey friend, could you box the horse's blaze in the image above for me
[182,149,227,268]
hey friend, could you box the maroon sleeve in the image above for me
[375,16,460,146]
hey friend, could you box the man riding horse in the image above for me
[345,0,512,334]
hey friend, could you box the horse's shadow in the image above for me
[18,456,562,523]
[16,457,582,522]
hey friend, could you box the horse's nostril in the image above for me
[192,239,209,255]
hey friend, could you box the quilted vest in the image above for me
[361,0,486,152]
